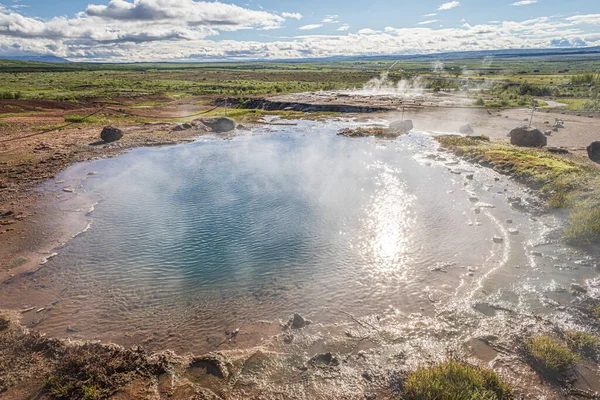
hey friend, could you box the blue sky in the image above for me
[0,0,599,61]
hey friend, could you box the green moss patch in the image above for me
[402,360,511,400]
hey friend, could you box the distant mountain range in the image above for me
[1,46,600,64]
[282,46,600,63]
[2,55,70,63]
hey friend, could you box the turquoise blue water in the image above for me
[4,120,597,352]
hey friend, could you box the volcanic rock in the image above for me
[509,127,547,147]
[198,117,236,133]
[459,124,474,134]
[388,119,413,133]
[289,313,311,329]
[100,126,124,143]
[587,141,600,163]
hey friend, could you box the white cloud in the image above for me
[418,20,439,25]
[0,5,598,62]
[511,0,537,6]
[357,28,380,35]
[566,14,600,25]
[86,0,286,30]
[437,1,460,11]
[282,12,302,20]
[299,24,322,30]
[322,15,339,23]
[424,13,438,17]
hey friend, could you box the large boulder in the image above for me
[198,117,236,133]
[389,119,413,133]
[509,127,547,147]
[588,141,600,163]
[100,126,123,143]
[459,124,474,134]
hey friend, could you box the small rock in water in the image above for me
[87,172,98,176]
[388,119,414,133]
[474,207,481,214]
[459,124,474,134]
[466,174,474,180]
[289,313,311,329]
[508,228,519,235]
[570,283,587,294]
[62,188,74,193]
[506,219,513,224]
[531,251,543,257]
[469,196,479,202]
[493,237,504,243]
[309,352,339,367]
[283,333,294,344]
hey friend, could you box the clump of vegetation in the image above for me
[570,73,600,86]
[43,343,165,399]
[564,331,600,356]
[0,328,53,393]
[64,114,107,124]
[525,335,579,372]
[591,304,600,322]
[581,100,600,112]
[402,360,511,400]
[338,127,406,138]
[0,91,21,100]
[564,207,600,245]
[436,136,581,186]
[436,136,600,245]
[0,314,9,331]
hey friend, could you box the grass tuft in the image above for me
[565,207,600,245]
[564,330,600,356]
[403,360,511,400]
[525,335,579,372]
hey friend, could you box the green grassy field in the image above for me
[0,54,598,109]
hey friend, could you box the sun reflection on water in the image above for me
[358,162,416,280]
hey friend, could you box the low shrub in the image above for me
[403,360,511,399]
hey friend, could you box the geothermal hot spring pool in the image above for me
[3,119,598,354]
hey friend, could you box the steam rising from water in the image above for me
[432,60,445,74]
[1,120,598,354]
[355,72,424,97]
